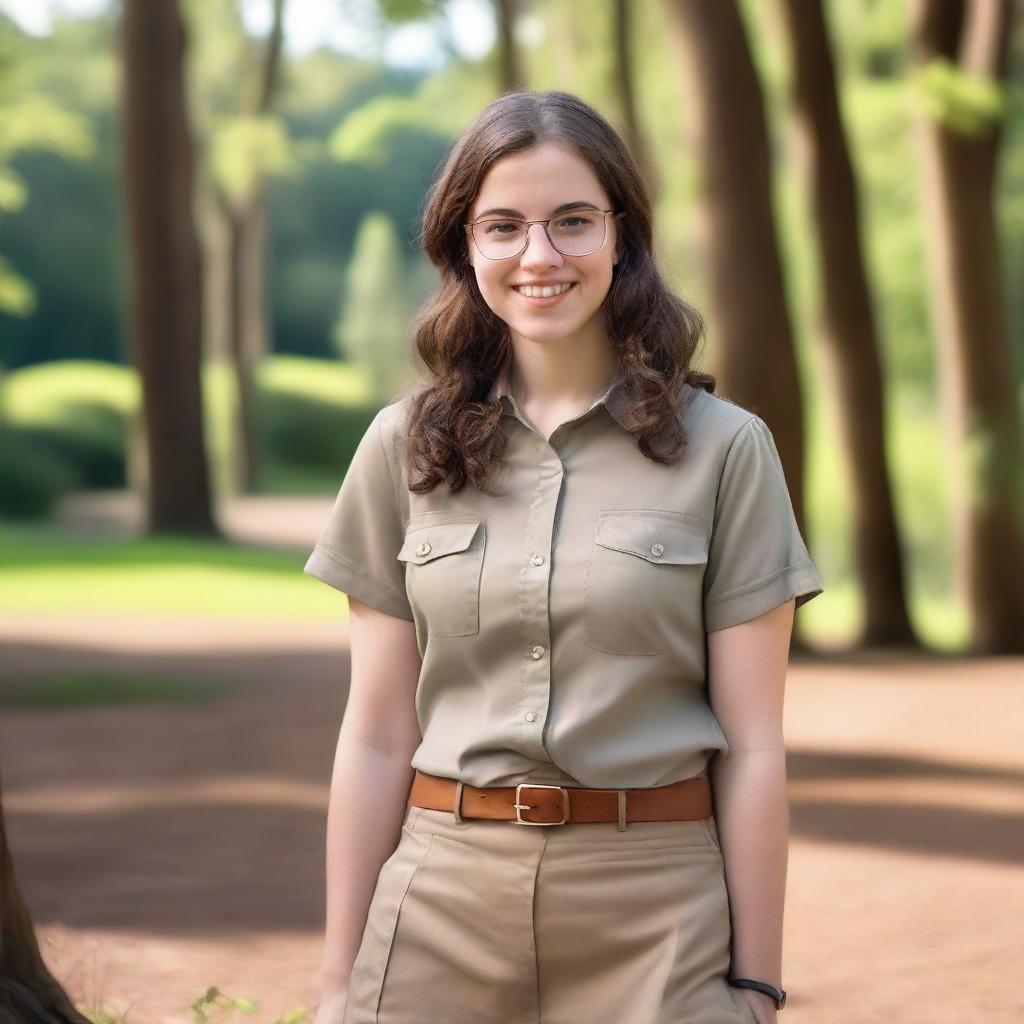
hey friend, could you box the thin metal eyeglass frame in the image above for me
[464,209,617,260]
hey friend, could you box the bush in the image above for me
[258,389,377,472]
[1,361,131,489]
[16,401,127,488]
[0,426,78,518]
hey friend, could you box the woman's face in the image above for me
[466,141,619,350]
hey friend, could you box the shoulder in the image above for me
[374,387,426,467]
[680,383,765,453]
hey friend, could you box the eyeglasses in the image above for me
[465,209,618,260]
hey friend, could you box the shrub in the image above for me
[0,425,78,518]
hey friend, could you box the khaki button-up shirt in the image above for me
[304,357,824,789]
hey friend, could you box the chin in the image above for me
[512,321,583,345]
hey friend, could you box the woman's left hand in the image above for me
[739,988,778,1023]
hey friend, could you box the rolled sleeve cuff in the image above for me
[705,562,824,632]
[304,545,414,621]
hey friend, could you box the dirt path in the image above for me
[3,623,1021,1024]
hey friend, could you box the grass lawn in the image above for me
[0,523,347,620]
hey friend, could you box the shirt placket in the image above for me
[508,413,565,761]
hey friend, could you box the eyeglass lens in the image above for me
[472,212,607,259]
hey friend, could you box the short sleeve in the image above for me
[703,416,824,631]
[303,409,414,620]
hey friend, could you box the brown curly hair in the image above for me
[403,89,714,496]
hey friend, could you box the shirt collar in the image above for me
[487,349,636,433]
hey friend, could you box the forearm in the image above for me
[710,747,788,988]
[319,732,416,993]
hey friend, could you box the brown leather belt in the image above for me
[408,770,712,829]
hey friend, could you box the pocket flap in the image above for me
[594,510,708,565]
[397,518,482,564]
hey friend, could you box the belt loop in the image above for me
[616,789,627,831]
[453,781,465,825]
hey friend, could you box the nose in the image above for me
[520,222,563,269]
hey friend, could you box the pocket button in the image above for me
[651,543,664,557]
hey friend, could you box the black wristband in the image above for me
[728,977,787,1010]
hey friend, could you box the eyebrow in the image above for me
[474,200,602,219]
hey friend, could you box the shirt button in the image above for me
[531,645,545,659]
[417,541,431,556]
[531,554,545,566]
[650,543,664,557]
[524,711,537,722]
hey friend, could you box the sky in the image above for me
[0,0,496,69]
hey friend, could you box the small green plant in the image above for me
[189,986,312,1024]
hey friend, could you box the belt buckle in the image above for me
[513,783,570,826]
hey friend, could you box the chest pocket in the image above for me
[397,514,485,638]
[584,509,708,656]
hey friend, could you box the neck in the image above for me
[508,337,620,410]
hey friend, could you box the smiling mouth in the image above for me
[512,282,576,298]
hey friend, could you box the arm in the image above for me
[318,595,423,999]
[706,598,795,1023]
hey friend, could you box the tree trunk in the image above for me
[777,0,917,647]
[911,0,1024,653]
[120,0,217,535]
[0,762,91,1024]
[611,0,657,198]
[660,0,811,538]
[494,0,525,92]
[225,200,261,494]
[212,0,285,495]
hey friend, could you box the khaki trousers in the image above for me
[342,801,758,1024]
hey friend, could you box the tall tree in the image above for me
[777,0,916,647]
[334,212,411,404]
[494,0,526,92]
[611,0,656,196]
[0,760,90,1024]
[213,0,285,496]
[911,0,1024,653]
[661,0,812,537]
[121,0,216,534]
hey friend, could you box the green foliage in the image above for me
[0,252,32,313]
[0,93,95,161]
[911,57,1010,138]
[0,356,380,515]
[255,352,378,476]
[827,0,908,78]
[0,424,76,517]
[0,165,26,210]
[0,17,97,316]
[333,211,415,403]
[0,357,137,419]
[1,360,133,487]
[330,93,437,167]
[258,389,378,472]
[78,985,311,1024]
[209,114,299,199]
[375,0,447,21]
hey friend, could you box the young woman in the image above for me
[305,90,823,1024]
